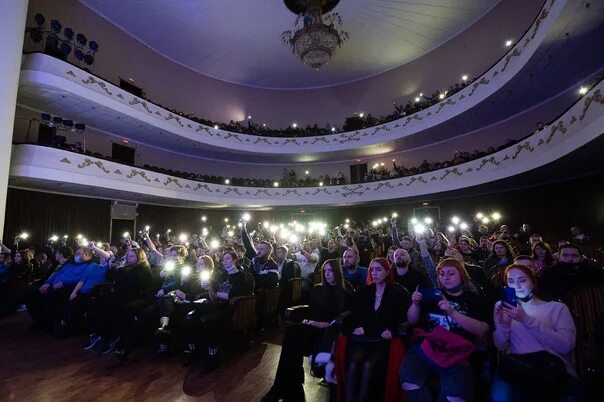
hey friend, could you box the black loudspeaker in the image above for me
[38,124,56,145]
[350,163,367,184]
[119,79,143,97]
[112,143,135,165]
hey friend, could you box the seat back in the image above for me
[568,285,604,378]
[230,295,257,332]
[290,277,303,305]
[260,286,280,315]
[312,271,322,285]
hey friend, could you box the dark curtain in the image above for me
[3,188,110,249]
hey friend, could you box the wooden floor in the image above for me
[0,312,331,401]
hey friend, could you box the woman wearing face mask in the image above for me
[400,258,490,402]
[152,255,212,357]
[262,259,352,402]
[345,258,409,402]
[491,264,579,402]
[181,250,254,369]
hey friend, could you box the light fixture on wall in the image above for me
[282,0,349,70]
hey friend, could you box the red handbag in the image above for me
[413,325,475,368]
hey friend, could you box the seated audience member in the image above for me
[346,258,409,402]
[153,256,210,357]
[233,243,251,270]
[531,241,554,273]
[292,241,318,289]
[241,221,278,290]
[392,247,431,295]
[392,225,423,273]
[34,249,54,280]
[458,237,478,265]
[539,244,604,303]
[182,250,254,369]
[474,237,491,266]
[492,264,579,402]
[26,247,90,326]
[84,248,152,356]
[50,251,109,336]
[513,255,535,271]
[319,239,344,268]
[387,245,399,266]
[274,246,301,308]
[342,248,368,290]
[552,240,569,264]
[9,251,33,282]
[484,240,516,287]
[570,226,589,245]
[262,259,352,402]
[400,258,490,402]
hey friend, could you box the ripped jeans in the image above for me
[400,342,474,402]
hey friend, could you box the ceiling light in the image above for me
[281,1,349,70]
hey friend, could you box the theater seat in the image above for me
[290,277,303,306]
[567,285,604,380]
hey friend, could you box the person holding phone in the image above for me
[400,258,490,402]
[491,264,579,402]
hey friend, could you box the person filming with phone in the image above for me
[400,258,490,402]
[491,264,579,402]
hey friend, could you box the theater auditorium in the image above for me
[0,1,603,401]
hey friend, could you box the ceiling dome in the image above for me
[82,0,501,89]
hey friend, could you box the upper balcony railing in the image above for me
[10,75,603,207]
[19,0,567,154]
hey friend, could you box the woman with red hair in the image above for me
[345,258,410,402]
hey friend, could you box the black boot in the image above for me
[261,385,282,402]
[202,346,220,373]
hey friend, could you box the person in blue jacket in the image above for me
[26,247,97,330]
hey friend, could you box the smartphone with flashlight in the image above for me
[419,287,443,304]
[500,287,517,307]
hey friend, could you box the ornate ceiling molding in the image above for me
[19,0,566,155]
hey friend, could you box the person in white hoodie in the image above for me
[491,263,580,402]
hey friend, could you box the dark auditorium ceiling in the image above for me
[80,0,504,89]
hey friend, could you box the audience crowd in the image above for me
[1,213,603,402]
[30,133,518,189]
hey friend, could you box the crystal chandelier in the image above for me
[282,0,349,70]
